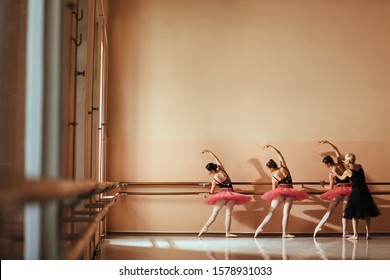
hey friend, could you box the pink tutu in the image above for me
[261,184,309,201]
[320,183,352,201]
[203,188,251,205]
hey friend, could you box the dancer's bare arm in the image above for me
[202,149,224,170]
[319,140,343,164]
[262,144,287,168]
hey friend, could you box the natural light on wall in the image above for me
[106,0,390,183]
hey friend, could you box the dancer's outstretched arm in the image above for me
[262,144,287,168]
[202,149,225,170]
[202,149,222,194]
[318,140,343,165]
[334,169,352,181]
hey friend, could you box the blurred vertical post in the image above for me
[25,0,64,259]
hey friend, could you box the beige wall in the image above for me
[106,0,390,233]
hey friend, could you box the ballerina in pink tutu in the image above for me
[314,140,352,238]
[198,149,251,238]
[254,145,309,238]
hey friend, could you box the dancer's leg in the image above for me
[198,200,225,237]
[348,218,358,240]
[341,195,350,238]
[254,196,283,237]
[282,197,294,238]
[365,217,372,239]
[314,196,341,237]
[341,217,349,238]
[225,200,237,238]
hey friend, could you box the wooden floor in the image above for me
[97,233,390,260]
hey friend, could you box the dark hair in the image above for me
[205,163,218,171]
[322,155,335,165]
[266,159,278,169]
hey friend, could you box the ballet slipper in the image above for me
[254,228,263,238]
[282,233,295,238]
[226,233,237,238]
[347,235,358,240]
[313,226,322,238]
[198,227,208,237]
[342,233,352,238]
[366,234,372,240]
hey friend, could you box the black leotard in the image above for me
[213,170,233,189]
[332,172,350,184]
[273,167,293,187]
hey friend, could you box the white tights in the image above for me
[314,195,349,237]
[255,196,294,236]
[202,199,235,234]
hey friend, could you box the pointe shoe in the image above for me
[254,228,263,238]
[313,226,322,238]
[198,227,208,237]
[342,233,352,239]
[283,233,295,238]
[226,233,238,238]
[366,234,372,240]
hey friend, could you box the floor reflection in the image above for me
[98,234,390,260]
[313,237,371,260]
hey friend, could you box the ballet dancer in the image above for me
[198,149,251,238]
[334,153,381,240]
[254,145,309,238]
[314,140,352,238]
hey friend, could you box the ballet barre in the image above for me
[118,181,390,196]
[120,181,390,186]
[0,179,119,260]
[0,179,118,204]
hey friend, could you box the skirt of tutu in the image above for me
[320,184,352,201]
[261,184,309,202]
[203,188,251,205]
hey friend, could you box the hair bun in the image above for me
[205,163,218,171]
[266,159,278,169]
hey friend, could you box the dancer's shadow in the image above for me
[245,157,271,211]
[231,158,271,230]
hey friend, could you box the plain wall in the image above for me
[105,0,390,234]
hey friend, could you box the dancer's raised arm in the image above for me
[318,140,343,164]
[202,149,225,170]
[262,144,287,168]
